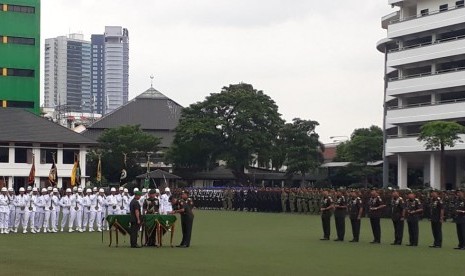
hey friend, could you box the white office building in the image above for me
[378,0,465,189]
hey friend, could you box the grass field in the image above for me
[1,211,464,276]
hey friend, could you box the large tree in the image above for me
[87,125,161,184]
[418,121,465,189]
[281,118,324,186]
[167,83,284,182]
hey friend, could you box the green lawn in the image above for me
[0,211,464,276]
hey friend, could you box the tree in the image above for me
[335,126,383,187]
[281,118,324,186]
[87,125,161,184]
[167,83,284,182]
[418,121,465,190]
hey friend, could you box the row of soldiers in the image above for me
[0,186,173,234]
[190,187,464,220]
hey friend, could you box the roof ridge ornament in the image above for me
[150,74,154,88]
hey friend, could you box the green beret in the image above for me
[135,191,143,196]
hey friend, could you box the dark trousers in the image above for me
[321,216,331,238]
[146,227,157,246]
[180,215,194,247]
[370,218,381,242]
[392,219,404,244]
[130,222,140,247]
[407,220,419,245]
[431,221,442,246]
[335,216,345,240]
[456,223,465,248]
[350,218,360,241]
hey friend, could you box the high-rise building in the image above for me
[44,34,91,113]
[91,26,129,115]
[378,0,465,190]
[0,0,40,114]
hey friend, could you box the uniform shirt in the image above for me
[349,197,362,220]
[430,197,444,222]
[405,198,422,221]
[143,197,160,214]
[391,197,405,221]
[27,195,37,212]
[8,194,15,210]
[44,194,53,211]
[107,194,117,210]
[160,193,172,214]
[334,196,347,218]
[129,199,141,223]
[14,194,28,210]
[35,195,45,211]
[179,198,194,217]
[82,196,92,211]
[320,196,333,217]
[0,194,9,213]
[60,195,72,211]
[368,196,384,218]
[455,198,465,224]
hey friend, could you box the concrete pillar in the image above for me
[456,157,464,188]
[431,63,436,74]
[430,152,441,190]
[431,93,438,105]
[424,161,431,186]
[398,126,405,137]
[398,97,404,108]
[8,176,13,189]
[431,33,437,43]
[397,154,408,189]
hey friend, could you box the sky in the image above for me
[41,0,394,143]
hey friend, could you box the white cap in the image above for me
[1,187,6,192]
[27,186,32,191]
[110,187,116,192]
[19,187,25,192]
[32,187,38,192]
[53,188,58,192]
[123,188,128,193]
[66,188,72,193]
[86,188,92,193]
[164,187,170,192]
[93,187,98,192]
[47,186,53,191]
[99,188,104,193]
[119,187,124,191]
[8,187,14,192]
[155,189,160,194]
[142,188,147,193]
[77,188,83,193]
[133,188,139,192]
[41,188,47,193]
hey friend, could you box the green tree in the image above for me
[167,83,284,182]
[282,118,324,186]
[418,121,465,189]
[87,125,161,184]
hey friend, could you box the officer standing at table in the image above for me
[143,189,160,246]
[171,190,194,248]
[129,191,142,248]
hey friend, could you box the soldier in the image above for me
[296,189,302,214]
[34,188,46,232]
[160,187,172,215]
[82,189,92,231]
[129,191,142,248]
[172,190,194,248]
[25,187,38,234]
[368,190,386,244]
[0,187,9,234]
[390,191,405,245]
[143,189,160,246]
[13,187,28,233]
[348,190,363,242]
[429,191,444,248]
[69,188,83,233]
[454,190,465,250]
[405,192,423,246]
[334,191,347,241]
[106,187,118,216]
[7,187,15,233]
[289,189,296,213]
[320,190,333,240]
[60,188,72,232]
[88,188,99,232]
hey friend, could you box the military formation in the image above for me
[0,186,175,235]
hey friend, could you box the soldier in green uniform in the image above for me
[296,189,302,213]
[405,192,423,246]
[348,190,363,242]
[320,190,333,240]
[143,189,160,247]
[391,191,405,245]
[281,189,288,213]
[429,191,444,248]
[289,190,296,213]
[334,191,347,241]
[302,189,309,214]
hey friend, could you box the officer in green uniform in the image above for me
[296,189,302,213]
[405,192,423,246]
[289,190,296,213]
[143,189,160,247]
[429,191,444,248]
[172,190,194,248]
[281,189,288,213]
[320,190,333,240]
[302,189,309,214]
[391,191,405,245]
[334,191,347,241]
[348,190,363,242]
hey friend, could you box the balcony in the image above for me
[387,35,465,67]
[387,68,465,96]
[386,134,465,155]
[388,5,465,38]
[386,100,465,125]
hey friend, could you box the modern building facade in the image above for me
[44,34,91,113]
[91,26,129,115]
[0,0,40,114]
[378,0,465,190]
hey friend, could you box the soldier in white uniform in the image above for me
[123,188,130,214]
[88,188,99,232]
[35,189,46,232]
[115,187,125,215]
[100,189,108,230]
[106,188,118,217]
[43,187,53,233]
[160,188,173,215]
[54,188,61,230]
[13,187,28,233]
[25,187,38,234]
[0,187,9,234]
[7,187,15,232]
[49,188,59,233]
[82,189,92,231]
[60,189,72,232]
[69,188,83,232]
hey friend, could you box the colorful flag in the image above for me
[27,154,35,186]
[48,162,58,186]
[71,156,81,186]
[96,156,102,183]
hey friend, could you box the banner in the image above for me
[27,154,35,186]
[48,154,58,186]
[96,156,102,183]
[71,155,81,186]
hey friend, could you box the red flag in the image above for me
[28,162,35,186]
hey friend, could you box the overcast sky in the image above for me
[41,0,394,143]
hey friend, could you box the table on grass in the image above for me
[106,214,176,247]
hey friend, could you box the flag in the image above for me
[120,169,127,183]
[71,156,81,186]
[27,155,35,186]
[48,162,58,186]
[96,156,102,183]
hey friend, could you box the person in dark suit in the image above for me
[429,191,444,248]
[129,191,142,248]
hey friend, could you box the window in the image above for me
[420,9,429,16]
[6,101,34,108]
[14,144,32,164]
[5,68,34,77]
[63,148,79,164]
[6,4,35,13]
[440,4,448,12]
[0,143,8,163]
[40,147,57,164]
[457,1,465,7]
[8,36,35,45]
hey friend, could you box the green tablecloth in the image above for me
[106,214,177,235]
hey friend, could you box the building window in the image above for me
[440,4,448,12]
[14,144,32,164]
[40,146,57,164]
[63,148,79,164]
[7,36,35,45]
[420,9,429,16]
[3,68,35,77]
[0,143,8,163]
[5,101,35,108]
[6,4,35,13]
[457,1,465,7]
